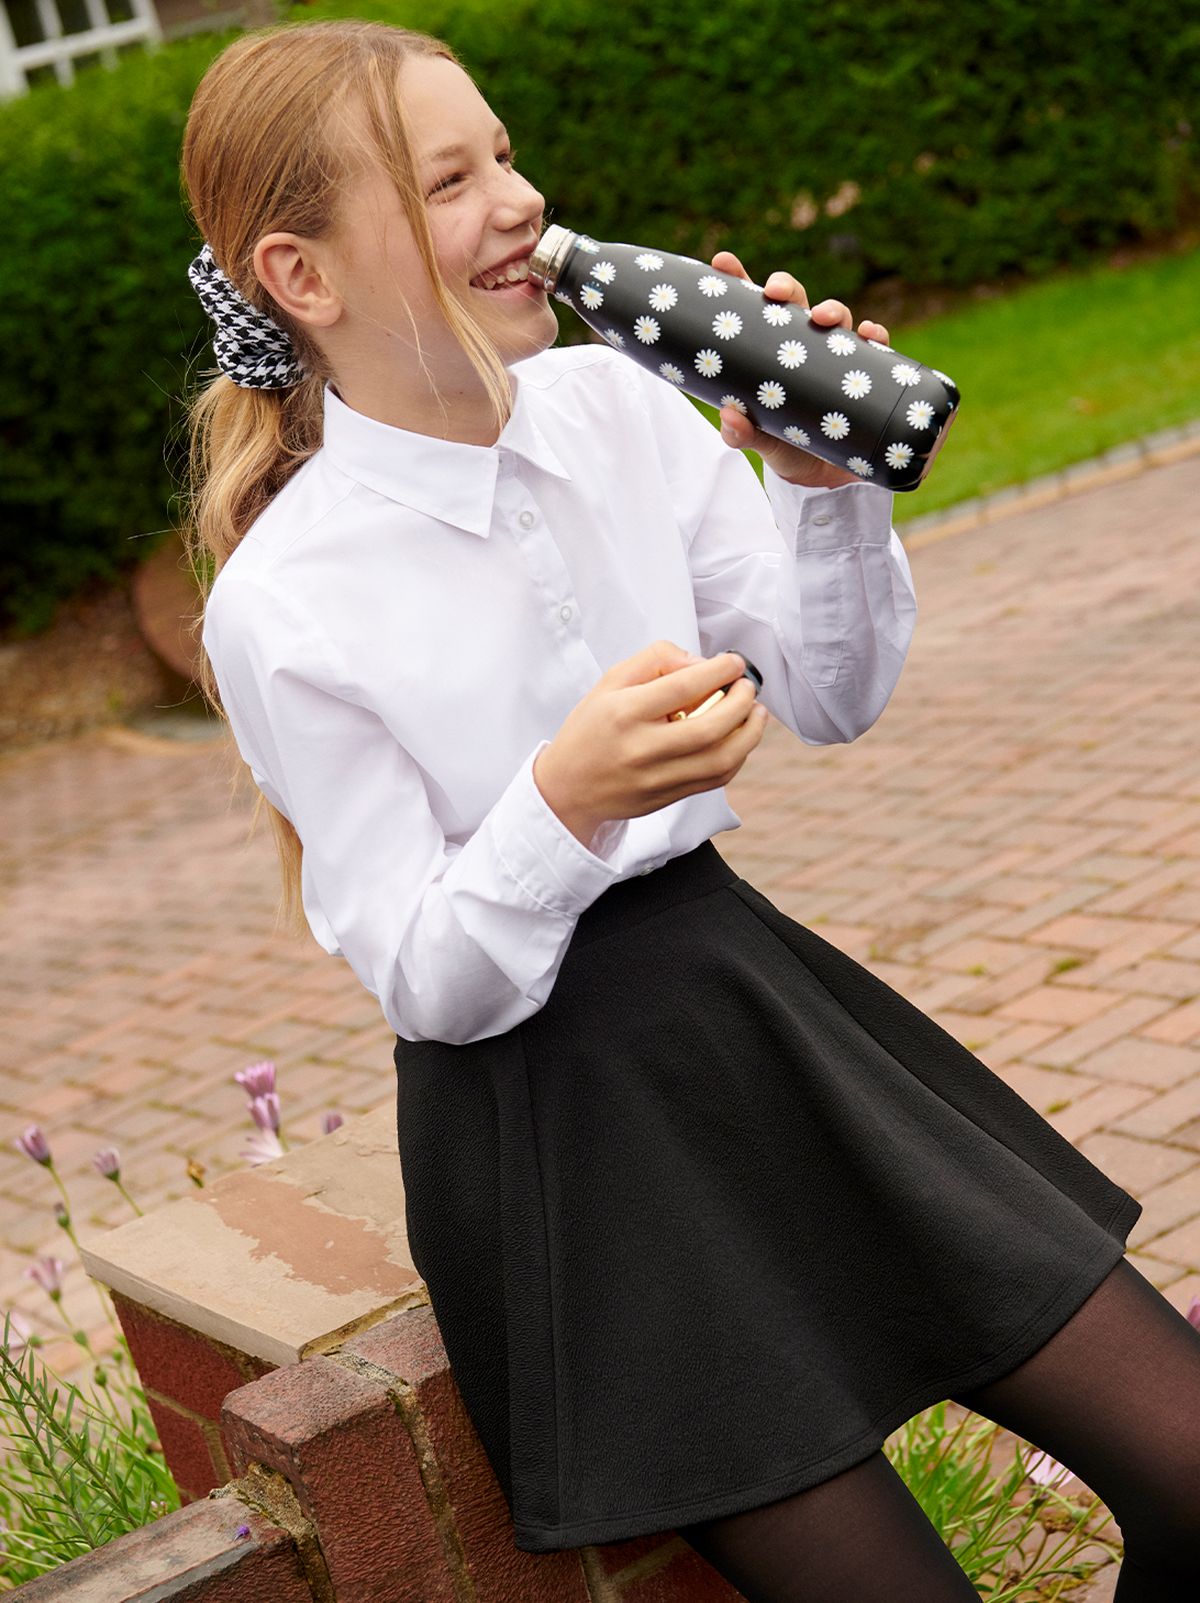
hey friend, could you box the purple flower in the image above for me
[93,1146,121,1180]
[23,1255,65,1301]
[15,1126,51,1166]
[240,1129,284,1168]
[248,1092,281,1134]
[235,1060,276,1100]
[1187,1296,1200,1333]
[235,1523,251,1539]
[321,1111,344,1136]
[1026,1447,1074,1489]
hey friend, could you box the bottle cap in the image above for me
[719,649,763,691]
[527,224,575,293]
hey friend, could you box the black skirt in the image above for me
[392,839,1142,1554]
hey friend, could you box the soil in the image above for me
[0,578,214,753]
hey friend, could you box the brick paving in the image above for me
[2,452,1198,1586]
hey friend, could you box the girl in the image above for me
[180,19,1199,1601]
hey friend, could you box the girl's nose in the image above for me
[495,170,544,225]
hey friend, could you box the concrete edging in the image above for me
[898,418,1200,551]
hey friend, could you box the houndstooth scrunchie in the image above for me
[187,241,308,391]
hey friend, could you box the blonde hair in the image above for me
[179,18,514,936]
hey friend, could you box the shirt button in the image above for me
[813,514,831,526]
[519,510,535,529]
[639,864,654,876]
[559,604,572,623]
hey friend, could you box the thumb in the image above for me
[606,638,699,688]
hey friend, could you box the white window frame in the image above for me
[0,0,163,98]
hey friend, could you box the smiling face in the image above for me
[312,53,559,435]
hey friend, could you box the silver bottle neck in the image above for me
[527,224,577,293]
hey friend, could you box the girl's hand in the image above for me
[710,249,891,490]
[533,640,767,847]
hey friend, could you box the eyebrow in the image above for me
[425,122,509,165]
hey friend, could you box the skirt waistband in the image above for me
[569,838,739,950]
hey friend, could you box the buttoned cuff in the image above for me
[764,466,895,553]
[486,740,629,917]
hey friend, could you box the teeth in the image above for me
[475,257,531,290]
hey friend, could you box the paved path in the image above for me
[2,453,1198,1588]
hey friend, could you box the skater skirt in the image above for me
[392,838,1143,1554]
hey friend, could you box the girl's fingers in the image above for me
[808,297,852,327]
[711,250,750,281]
[714,256,891,348]
[764,271,810,309]
[719,405,753,444]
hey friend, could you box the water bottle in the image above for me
[527,224,961,491]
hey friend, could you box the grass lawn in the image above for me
[691,242,1200,524]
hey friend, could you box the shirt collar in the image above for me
[319,368,572,538]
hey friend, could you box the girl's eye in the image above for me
[430,148,518,197]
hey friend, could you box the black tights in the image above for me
[676,1257,1200,1601]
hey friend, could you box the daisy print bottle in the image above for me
[527,224,961,490]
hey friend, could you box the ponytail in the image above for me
[179,19,514,935]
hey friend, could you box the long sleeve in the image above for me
[202,571,628,1044]
[625,362,918,744]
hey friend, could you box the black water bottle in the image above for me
[528,224,960,491]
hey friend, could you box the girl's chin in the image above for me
[499,319,560,366]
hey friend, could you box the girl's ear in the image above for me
[253,233,343,329]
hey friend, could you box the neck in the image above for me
[329,364,514,445]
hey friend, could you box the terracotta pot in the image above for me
[131,532,204,683]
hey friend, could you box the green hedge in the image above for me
[0,27,245,637]
[1,0,1196,636]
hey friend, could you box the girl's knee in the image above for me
[1119,1515,1200,1579]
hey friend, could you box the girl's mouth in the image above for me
[469,255,543,299]
[470,276,543,301]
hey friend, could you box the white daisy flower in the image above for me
[634,315,661,344]
[762,303,793,327]
[905,400,935,430]
[694,348,723,377]
[649,283,678,312]
[757,380,786,409]
[635,252,664,271]
[554,290,573,304]
[867,337,893,351]
[847,455,875,476]
[820,411,850,440]
[891,363,921,387]
[884,442,914,469]
[579,284,604,310]
[783,425,811,447]
[697,275,728,297]
[826,331,857,356]
[841,369,872,400]
[931,368,955,387]
[577,236,600,252]
[590,261,617,284]
[720,394,748,415]
[713,310,744,340]
[604,328,626,348]
[776,340,808,368]
[659,362,686,385]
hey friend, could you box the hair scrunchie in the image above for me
[187,241,309,391]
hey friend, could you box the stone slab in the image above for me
[78,1103,426,1366]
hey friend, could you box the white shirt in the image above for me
[201,343,917,1044]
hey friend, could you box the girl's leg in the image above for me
[676,1448,982,1602]
[951,1255,1200,1602]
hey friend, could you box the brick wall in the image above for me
[4,1103,746,1600]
